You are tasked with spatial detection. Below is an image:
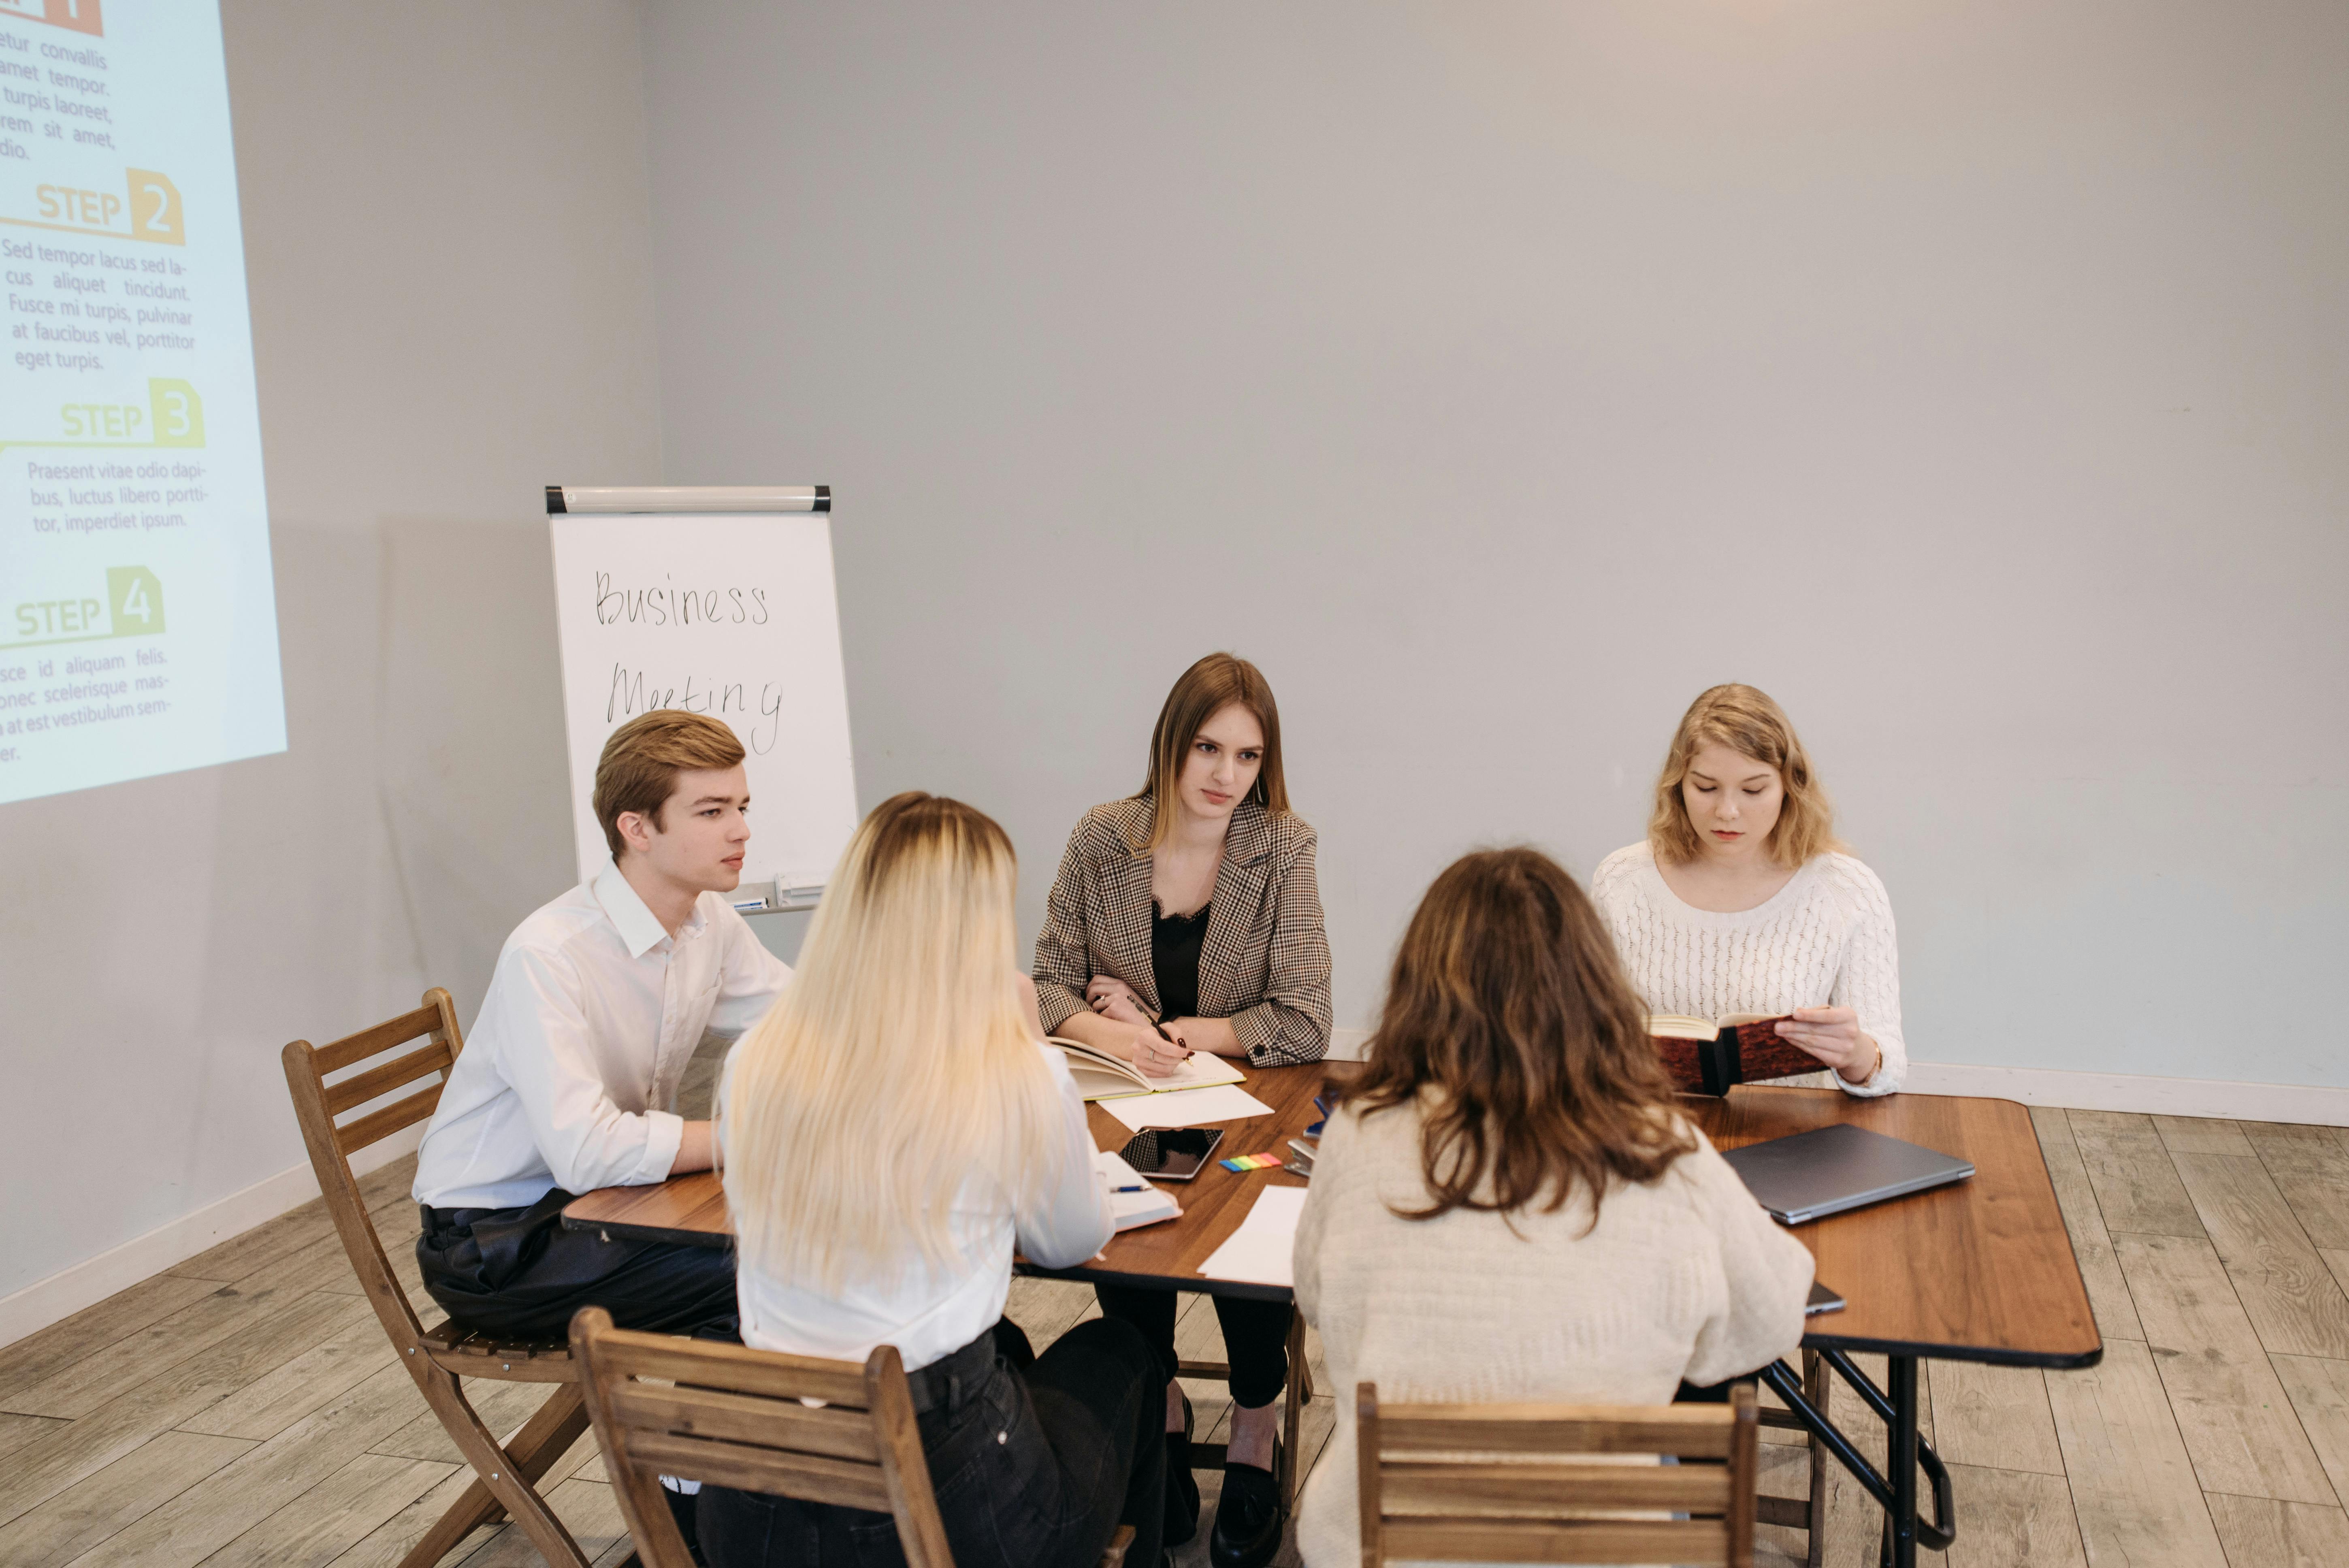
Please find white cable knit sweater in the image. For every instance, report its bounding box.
[1292,1098,1815,1568]
[1589,841,1906,1097]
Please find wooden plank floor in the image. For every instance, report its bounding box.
[5,1099,2347,1566]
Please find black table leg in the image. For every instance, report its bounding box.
[1886,1355,1918,1568]
[1765,1353,1954,1566]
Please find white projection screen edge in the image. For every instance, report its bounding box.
[0,0,283,807]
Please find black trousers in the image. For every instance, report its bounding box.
[1094,1284,1292,1410]
[415,1187,741,1342]
[701,1317,1164,1568]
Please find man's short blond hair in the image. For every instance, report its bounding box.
[593,710,746,858]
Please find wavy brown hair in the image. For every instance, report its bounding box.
[1337,848,1695,1223]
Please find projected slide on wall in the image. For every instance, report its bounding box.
[0,0,281,806]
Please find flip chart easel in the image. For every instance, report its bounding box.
[545,484,856,914]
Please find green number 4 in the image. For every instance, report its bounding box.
[108,567,165,636]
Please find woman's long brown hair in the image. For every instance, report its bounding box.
[1131,652,1290,850]
[1337,848,1694,1223]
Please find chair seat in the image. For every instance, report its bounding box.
[420,1317,577,1379]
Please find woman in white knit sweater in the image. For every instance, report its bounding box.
[1292,848,1814,1568]
[1592,682,1906,1097]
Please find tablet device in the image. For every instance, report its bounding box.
[1721,1123,1974,1225]
[1119,1127,1225,1182]
[1806,1280,1846,1316]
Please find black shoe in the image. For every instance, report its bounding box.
[1207,1440,1282,1568]
[1164,1390,1200,1547]
[663,1484,709,1567]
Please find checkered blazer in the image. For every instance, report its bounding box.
[1033,795,1334,1067]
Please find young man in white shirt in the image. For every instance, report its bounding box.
[411,709,791,1343]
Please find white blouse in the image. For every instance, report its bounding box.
[1589,841,1907,1097]
[729,1043,1113,1372]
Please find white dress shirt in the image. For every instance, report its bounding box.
[413,862,793,1211]
[733,1043,1113,1371]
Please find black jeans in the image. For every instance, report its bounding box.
[701,1317,1164,1568]
[415,1187,741,1341]
[1095,1285,1291,1410]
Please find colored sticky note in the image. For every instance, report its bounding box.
[1218,1153,1285,1172]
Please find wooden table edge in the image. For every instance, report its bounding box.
[1801,1329,2103,1369]
[561,1073,2106,1368]
[1013,1259,1292,1303]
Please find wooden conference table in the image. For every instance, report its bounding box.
[564,1063,2100,1568]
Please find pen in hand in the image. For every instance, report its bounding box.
[1147,1016,1192,1073]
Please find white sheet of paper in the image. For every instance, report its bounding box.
[1100,1083,1275,1131]
[1197,1185,1311,1288]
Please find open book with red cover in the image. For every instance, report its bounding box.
[1650,1014,1817,1096]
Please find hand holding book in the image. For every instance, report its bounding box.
[1650,1008,1880,1094]
[1649,1013,1813,1096]
[1775,1006,1881,1084]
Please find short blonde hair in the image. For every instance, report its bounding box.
[1132,652,1291,850]
[1648,684,1842,869]
[592,710,746,858]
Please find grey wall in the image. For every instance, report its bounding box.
[640,2,2349,1086]
[0,0,661,1300]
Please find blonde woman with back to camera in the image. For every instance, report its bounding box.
[1291,847,1814,1566]
[1592,682,1905,1095]
[702,793,1164,1568]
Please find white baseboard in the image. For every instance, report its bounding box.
[0,1125,424,1351]
[1328,1030,2344,1125]
[1900,1061,2349,1125]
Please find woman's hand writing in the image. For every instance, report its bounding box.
[1125,1020,1191,1078]
[1777,1007,1881,1084]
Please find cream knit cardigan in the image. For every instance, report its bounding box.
[1292,1097,1814,1568]
[1590,841,1907,1097]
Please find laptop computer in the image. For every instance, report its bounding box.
[1720,1123,1974,1225]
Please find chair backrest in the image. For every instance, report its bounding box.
[571,1307,956,1568]
[1355,1381,1757,1568]
[280,988,466,1350]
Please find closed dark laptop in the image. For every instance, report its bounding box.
[1720,1123,1974,1225]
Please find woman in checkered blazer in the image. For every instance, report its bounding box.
[1034,651,1333,1568]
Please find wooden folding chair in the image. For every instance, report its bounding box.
[571,1307,1136,1568]
[1354,1381,1759,1567]
[283,988,601,1568]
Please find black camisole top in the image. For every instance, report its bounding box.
[1151,901,1210,1021]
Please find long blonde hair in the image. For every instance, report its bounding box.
[722,792,1066,1289]
[1648,684,1844,869]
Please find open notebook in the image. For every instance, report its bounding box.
[1051,1037,1246,1102]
